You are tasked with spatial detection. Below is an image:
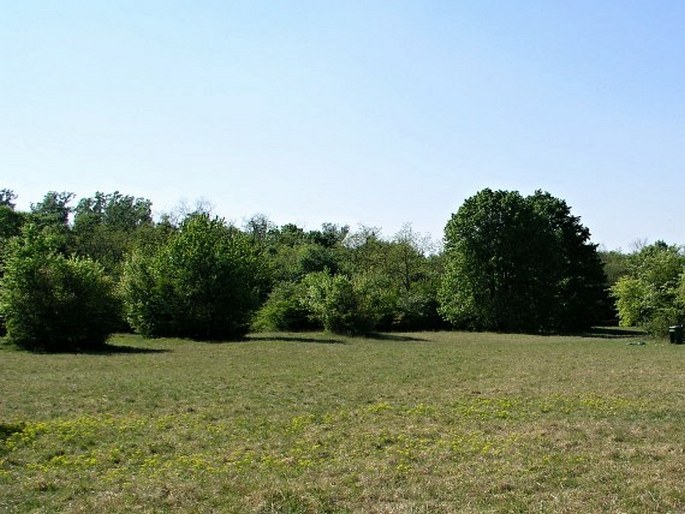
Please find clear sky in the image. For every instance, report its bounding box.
[2,1,684,250]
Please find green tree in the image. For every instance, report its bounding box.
[251,280,318,332]
[30,191,74,227]
[0,189,26,252]
[0,224,120,350]
[0,190,27,334]
[439,189,607,332]
[243,213,277,245]
[308,222,349,248]
[121,213,266,340]
[339,224,444,330]
[28,191,75,253]
[611,242,685,336]
[600,249,631,288]
[74,191,152,232]
[439,190,543,331]
[599,248,632,323]
[72,191,154,276]
[0,206,25,242]
[0,188,17,209]
[384,224,444,330]
[250,221,351,331]
[301,271,376,335]
[528,191,609,330]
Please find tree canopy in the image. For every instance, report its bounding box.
[0,186,634,346]
[611,242,685,336]
[0,224,120,350]
[439,189,607,332]
[121,213,267,340]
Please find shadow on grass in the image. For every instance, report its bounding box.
[248,333,428,344]
[579,327,648,339]
[365,332,427,342]
[11,344,171,355]
[248,335,345,345]
[83,344,171,355]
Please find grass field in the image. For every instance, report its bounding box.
[1,330,684,513]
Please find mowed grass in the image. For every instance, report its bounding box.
[1,330,684,513]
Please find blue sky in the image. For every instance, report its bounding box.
[2,1,684,250]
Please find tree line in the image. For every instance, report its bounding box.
[0,186,677,351]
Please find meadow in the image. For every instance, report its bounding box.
[1,330,684,513]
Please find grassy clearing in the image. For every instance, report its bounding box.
[1,330,684,513]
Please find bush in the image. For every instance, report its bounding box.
[301,272,376,335]
[391,291,445,331]
[611,242,685,336]
[251,280,318,332]
[0,225,120,351]
[121,214,266,340]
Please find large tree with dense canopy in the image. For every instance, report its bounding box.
[439,189,607,332]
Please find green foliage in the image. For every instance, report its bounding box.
[26,191,75,254]
[341,224,444,331]
[0,189,24,246]
[611,242,685,336]
[243,213,277,244]
[301,272,376,335]
[392,289,445,331]
[309,222,350,248]
[439,189,608,332]
[256,222,347,286]
[529,191,609,330]
[599,249,632,324]
[74,191,152,232]
[72,192,155,277]
[0,186,622,340]
[30,191,74,228]
[269,243,342,284]
[249,219,443,333]
[600,250,631,288]
[121,213,266,340]
[350,271,398,330]
[612,277,648,328]
[0,195,28,335]
[0,206,25,241]
[0,188,17,208]
[252,280,318,332]
[0,204,27,287]
[0,225,120,351]
[439,190,541,331]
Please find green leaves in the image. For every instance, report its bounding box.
[439,189,607,332]
[121,214,266,341]
[300,271,387,336]
[0,224,119,350]
[611,242,685,336]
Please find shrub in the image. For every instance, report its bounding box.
[611,242,685,336]
[391,291,445,331]
[301,272,376,335]
[251,280,318,332]
[121,214,266,340]
[0,225,120,351]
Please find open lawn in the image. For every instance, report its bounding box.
[1,330,684,513]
